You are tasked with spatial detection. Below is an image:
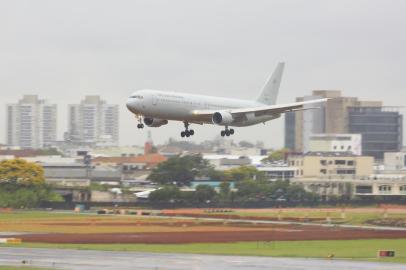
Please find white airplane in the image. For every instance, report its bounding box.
[126,63,328,138]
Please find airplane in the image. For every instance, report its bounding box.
[126,62,328,138]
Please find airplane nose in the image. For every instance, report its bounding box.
[126,98,135,112]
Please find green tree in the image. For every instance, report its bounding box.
[148,186,182,203]
[0,159,62,208]
[0,184,63,208]
[194,185,216,203]
[263,148,289,162]
[37,148,63,156]
[233,179,320,203]
[147,154,213,186]
[223,166,266,182]
[235,180,270,201]
[238,140,255,148]
[219,181,231,196]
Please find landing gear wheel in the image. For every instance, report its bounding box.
[136,115,144,129]
[221,127,234,137]
[181,122,194,138]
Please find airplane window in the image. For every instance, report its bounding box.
[130,95,143,99]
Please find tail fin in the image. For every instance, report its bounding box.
[256,62,285,105]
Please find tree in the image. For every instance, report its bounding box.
[147,154,213,186]
[148,186,182,203]
[0,159,62,208]
[0,184,63,208]
[194,185,216,203]
[223,166,266,182]
[235,179,270,201]
[233,179,320,204]
[238,140,255,148]
[219,181,231,196]
[37,148,63,156]
[0,159,44,185]
[263,148,289,163]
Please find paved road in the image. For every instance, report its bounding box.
[0,247,404,270]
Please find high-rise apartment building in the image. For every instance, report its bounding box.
[285,90,403,160]
[348,107,403,159]
[7,95,57,148]
[67,96,119,146]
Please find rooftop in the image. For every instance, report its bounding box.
[92,153,167,166]
[291,151,358,157]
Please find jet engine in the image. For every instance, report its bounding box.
[212,111,234,125]
[144,117,168,127]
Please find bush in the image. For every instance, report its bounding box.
[0,183,63,208]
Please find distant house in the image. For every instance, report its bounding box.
[0,149,45,158]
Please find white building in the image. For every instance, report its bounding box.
[7,95,57,149]
[293,174,406,198]
[67,96,119,146]
[308,134,362,155]
[203,155,266,170]
[384,150,406,171]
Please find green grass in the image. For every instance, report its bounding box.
[4,239,406,264]
[217,210,406,226]
[2,209,405,227]
[0,211,87,221]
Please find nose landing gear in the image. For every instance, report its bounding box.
[220,126,234,137]
[181,122,195,138]
[136,115,144,129]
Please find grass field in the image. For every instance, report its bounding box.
[169,207,406,225]
[2,210,406,264]
[1,209,406,235]
[0,211,206,234]
[3,239,406,264]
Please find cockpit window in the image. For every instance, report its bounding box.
[130,95,144,99]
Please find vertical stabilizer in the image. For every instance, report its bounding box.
[256,62,285,105]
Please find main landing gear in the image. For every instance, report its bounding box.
[136,115,144,129]
[181,122,194,138]
[221,126,234,137]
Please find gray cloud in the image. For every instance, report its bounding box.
[0,0,405,147]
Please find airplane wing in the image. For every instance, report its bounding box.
[191,98,329,122]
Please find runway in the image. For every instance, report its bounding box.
[0,247,404,270]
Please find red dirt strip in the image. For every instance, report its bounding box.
[7,226,406,244]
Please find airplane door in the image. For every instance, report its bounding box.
[152,95,157,105]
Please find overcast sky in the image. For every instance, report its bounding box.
[1,0,405,148]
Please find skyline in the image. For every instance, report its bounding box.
[1,0,405,147]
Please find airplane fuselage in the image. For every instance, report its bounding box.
[126,89,280,127]
[125,63,326,138]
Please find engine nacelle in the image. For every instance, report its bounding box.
[212,111,234,125]
[144,117,168,127]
